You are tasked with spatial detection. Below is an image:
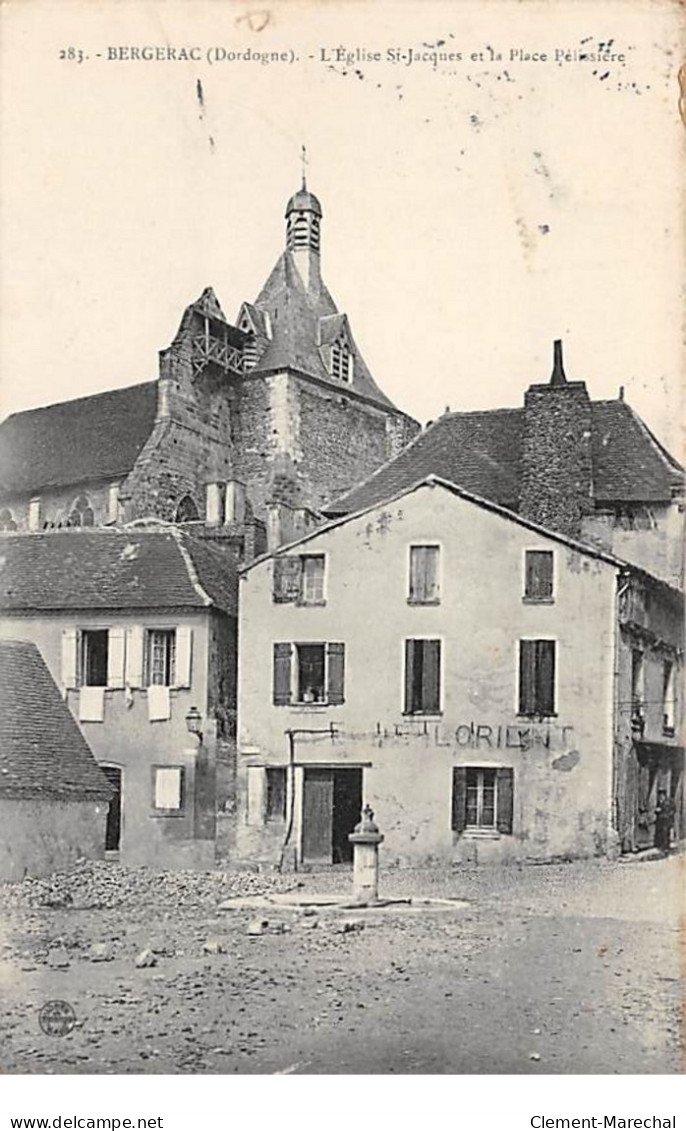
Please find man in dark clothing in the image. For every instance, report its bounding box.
[654,789,675,853]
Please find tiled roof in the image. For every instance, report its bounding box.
[0,639,113,800]
[0,382,159,496]
[325,400,682,515]
[0,528,237,615]
[248,251,398,410]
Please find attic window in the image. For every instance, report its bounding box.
[331,338,353,384]
[175,495,200,523]
[0,507,17,531]
[68,495,94,527]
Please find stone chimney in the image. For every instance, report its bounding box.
[519,340,594,539]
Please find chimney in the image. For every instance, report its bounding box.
[519,340,594,539]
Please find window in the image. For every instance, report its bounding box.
[0,507,17,531]
[68,495,94,527]
[273,642,345,706]
[81,630,109,687]
[452,767,514,834]
[296,643,326,703]
[266,768,287,821]
[519,639,556,716]
[175,495,200,523]
[330,338,353,383]
[145,629,176,687]
[631,649,645,722]
[524,550,554,601]
[273,555,326,604]
[152,767,184,812]
[409,546,440,604]
[404,639,441,715]
[663,661,676,734]
[300,555,325,605]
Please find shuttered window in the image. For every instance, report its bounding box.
[409,546,440,604]
[272,642,345,705]
[152,766,184,812]
[524,551,554,601]
[81,630,109,687]
[519,639,556,716]
[273,643,292,705]
[145,629,176,687]
[452,767,514,834]
[273,555,326,604]
[404,639,441,714]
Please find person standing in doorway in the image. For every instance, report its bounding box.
[654,789,675,854]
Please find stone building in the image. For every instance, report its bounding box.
[235,477,683,867]
[0,639,113,880]
[0,182,418,559]
[0,527,237,868]
[326,341,684,589]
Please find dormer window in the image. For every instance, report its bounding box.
[68,495,94,527]
[331,338,353,383]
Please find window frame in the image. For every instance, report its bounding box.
[662,659,676,736]
[298,553,327,607]
[80,628,110,688]
[151,765,186,815]
[403,636,443,717]
[144,627,177,688]
[294,641,328,705]
[522,548,555,604]
[407,543,442,606]
[516,636,558,718]
[465,767,499,830]
[452,765,514,836]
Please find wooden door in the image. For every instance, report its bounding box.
[102,766,122,851]
[302,769,334,863]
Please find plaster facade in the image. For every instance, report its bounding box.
[236,482,624,867]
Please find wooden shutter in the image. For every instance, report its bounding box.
[273,557,302,603]
[61,628,79,690]
[526,551,553,599]
[107,627,126,689]
[452,767,467,833]
[537,640,556,715]
[422,640,441,713]
[327,642,345,705]
[125,626,144,688]
[496,767,514,833]
[519,640,536,715]
[404,639,415,713]
[175,626,193,687]
[273,643,292,705]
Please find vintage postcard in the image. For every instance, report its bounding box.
[0,0,683,1118]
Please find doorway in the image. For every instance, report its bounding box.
[102,766,122,851]
[302,767,363,865]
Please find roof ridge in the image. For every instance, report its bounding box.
[172,529,213,607]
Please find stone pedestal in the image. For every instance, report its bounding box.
[348,805,384,905]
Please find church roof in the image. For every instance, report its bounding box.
[0,527,238,615]
[0,381,159,496]
[249,250,397,409]
[325,399,683,515]
[0,639,113,801]
[285,187,322,217]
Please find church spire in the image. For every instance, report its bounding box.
[285,156,323,289]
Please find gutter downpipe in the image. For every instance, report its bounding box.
[612,570,633,852]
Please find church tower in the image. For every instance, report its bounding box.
[285,178,322,292]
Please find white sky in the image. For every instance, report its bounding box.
[0,0,683,457]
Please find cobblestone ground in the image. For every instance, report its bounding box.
[0,854,682,1074]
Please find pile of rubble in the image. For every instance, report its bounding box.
[0,859,299,911]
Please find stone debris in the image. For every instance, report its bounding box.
[202,937,227,955]
[47,945,70,969]
[134,949,157,968]
[87,941,115,963]
[0,859,298,913]
[247,919,268,936]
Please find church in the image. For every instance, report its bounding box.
[0,181,419,559]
